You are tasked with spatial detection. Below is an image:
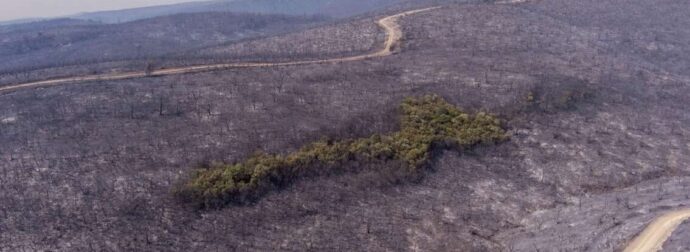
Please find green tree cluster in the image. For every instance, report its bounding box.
[176,95,507,207]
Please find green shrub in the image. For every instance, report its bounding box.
[176,95,507,207]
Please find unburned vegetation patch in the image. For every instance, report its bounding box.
[175,95,507,208]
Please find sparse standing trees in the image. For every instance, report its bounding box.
[159,96,165,116]
[145,62,155,77]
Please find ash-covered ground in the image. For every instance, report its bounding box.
[0,0,689,251]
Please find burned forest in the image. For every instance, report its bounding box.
[1,0,690,251]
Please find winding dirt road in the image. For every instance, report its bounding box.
[623,209,690,252]
[0,7,439,94]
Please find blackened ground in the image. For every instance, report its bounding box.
[0,0,689,251]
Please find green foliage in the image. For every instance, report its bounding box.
[176,95,507,207]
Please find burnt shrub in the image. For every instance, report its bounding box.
[526,76,596,113]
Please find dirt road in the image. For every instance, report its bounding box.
[0,7,439,94]
[623,209,690,252]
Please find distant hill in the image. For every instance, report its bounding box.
[0,18,43,26]
[0,0,404,73]
[71,0,400,23]
[0,0,400,27]
[0,18,99,33]
[0,12,329,74]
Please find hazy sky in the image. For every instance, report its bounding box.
[0,0,209,22]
